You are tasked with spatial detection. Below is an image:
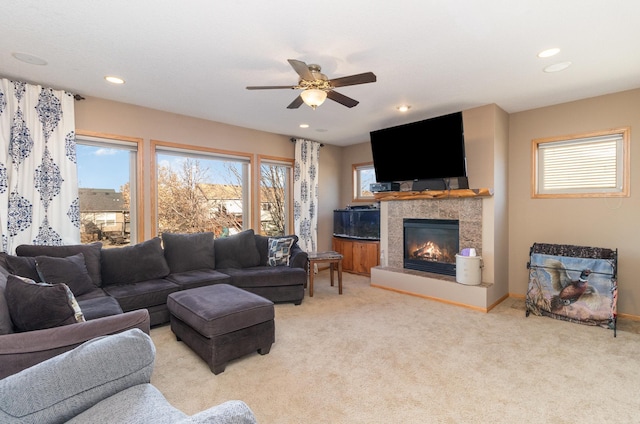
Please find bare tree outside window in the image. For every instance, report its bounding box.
[260,164,287,236]
[155,152,248,237]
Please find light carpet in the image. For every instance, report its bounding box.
[150,270,640,423]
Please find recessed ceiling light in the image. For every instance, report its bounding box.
[104,76,125,84]
[543,61,572,73]
[397,105,411,112]
[299,124,309,128]
[538,48,560,58]
[12,52,47,65]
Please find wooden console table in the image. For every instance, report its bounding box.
[307,251,343,297]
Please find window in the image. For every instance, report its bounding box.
[76,132,141,246]
[532,128,630,198]
[259,156,293,236]
[353,162,377,202]
[152,142,252,237]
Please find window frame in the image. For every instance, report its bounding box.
[75,130,143,244]
[151,140,254,237]
[258,155,294,236]
[531,127,630,199]
[352,162,376,202]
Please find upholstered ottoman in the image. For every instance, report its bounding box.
[167,284,275,374]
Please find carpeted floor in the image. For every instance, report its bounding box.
[150,270,640,423]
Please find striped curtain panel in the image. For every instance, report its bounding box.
[0,79,79,254]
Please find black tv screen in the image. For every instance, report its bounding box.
[370,111,467,183]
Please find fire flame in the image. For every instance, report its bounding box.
[411,241,442,262]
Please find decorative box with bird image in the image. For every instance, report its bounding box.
[526,243,617,335]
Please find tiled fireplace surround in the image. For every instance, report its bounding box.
[371,196,492,311]
[386,198,483,268]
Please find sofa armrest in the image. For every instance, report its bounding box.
[0,309,150,379]
[0,329,155,424]
[180,400,257,424]
[288,244,308,271]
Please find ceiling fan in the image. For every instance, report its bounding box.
[246,59,377,110]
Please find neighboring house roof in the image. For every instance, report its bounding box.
[197,183,241,200]
[79,188,126,212]
[197,183,281,202]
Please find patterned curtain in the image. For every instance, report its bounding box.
[0,79,79,254]
[293,138,321,254]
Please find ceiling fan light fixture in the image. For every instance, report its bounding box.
[300,89,327,110]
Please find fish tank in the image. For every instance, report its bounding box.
[333,208,380,240]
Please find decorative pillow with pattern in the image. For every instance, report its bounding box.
[267,237,296,266]
[5,275,85,332]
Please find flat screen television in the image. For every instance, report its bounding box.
[370,111,467,185]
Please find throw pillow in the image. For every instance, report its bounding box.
[4,255,40,281]
[5,275,85,332]
[100,237,170,285]
[35,253,95,297]
[267,237,296,266]
[162,232,215,273]
[255,234,299,266]
[16,242,103,287]
[214,229,261,269]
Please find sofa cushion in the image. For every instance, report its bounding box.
[219,266,307,288]
[5,275,85,332]
[102,278,180,312]
[101,237,170,285]
[214,229,261,269]
[164,269,231,290]
[77,296,124,320]
[16,242,103,287]
[4,255,40,281]
[267,236,296,266]
[0,267,13,335]
[162,232,215,273]
[35,253,95,297]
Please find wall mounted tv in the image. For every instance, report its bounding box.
[370,111,467,187]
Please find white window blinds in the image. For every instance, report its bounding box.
[535,130,627,197]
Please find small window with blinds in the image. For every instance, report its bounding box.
[532,127,630,198]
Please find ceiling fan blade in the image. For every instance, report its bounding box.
[287,95,304,109]
[288,59,315,81]
[329,72,377,88]
[327,90,359,108]
[246,85,296,90]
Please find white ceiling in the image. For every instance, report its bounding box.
[2,1,639,147]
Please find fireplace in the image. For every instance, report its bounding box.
[403,218,459,276]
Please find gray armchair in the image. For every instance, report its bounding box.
[0,328,257,424]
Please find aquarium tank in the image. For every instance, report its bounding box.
[333,208,380,240]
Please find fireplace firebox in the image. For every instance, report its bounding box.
[403,218,459,276]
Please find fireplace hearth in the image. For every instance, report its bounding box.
[403,218,459,276]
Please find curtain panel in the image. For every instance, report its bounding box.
[293,138,321,254]
[0,79,79,254]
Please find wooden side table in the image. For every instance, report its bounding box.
[307,251,343,297]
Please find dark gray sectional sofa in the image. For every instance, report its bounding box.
[0,229,307,378]
[2,229,307,327]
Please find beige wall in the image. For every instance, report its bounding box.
[509,88,640,317]
[74,96,341,251]
[339,142,375,208]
